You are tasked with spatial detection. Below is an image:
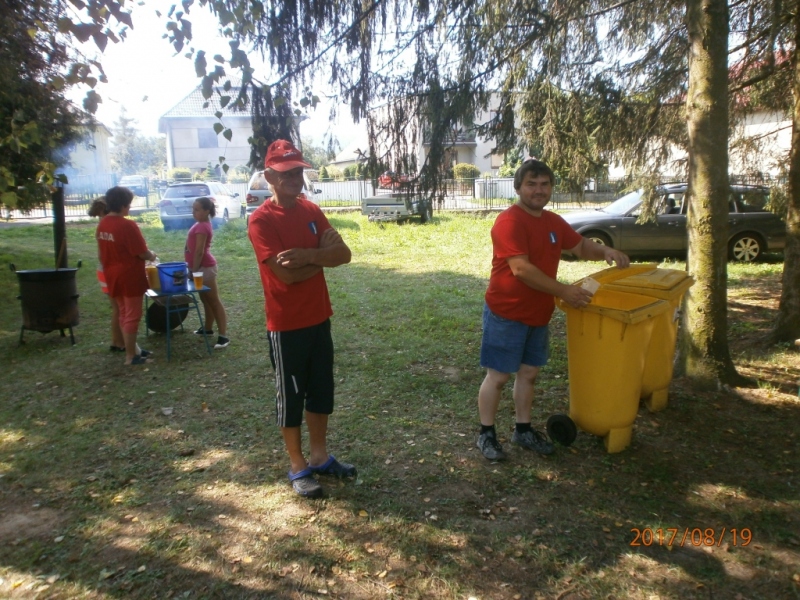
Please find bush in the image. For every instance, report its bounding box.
[327,166,344,181]
[452,163,481,179]
[227,166,250,184]
[168,167,192,182]
[318,166,329,180]
[768,182,789,218]
[202,162,217,181]
[498,149,523,177]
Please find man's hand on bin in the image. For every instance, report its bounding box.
[603,247,630,268]
[559,284,594,309]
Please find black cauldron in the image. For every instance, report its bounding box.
[12,263,80,345]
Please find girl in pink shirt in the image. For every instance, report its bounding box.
[184,197,229,348]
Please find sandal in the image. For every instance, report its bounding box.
[109,346,125,352]
[288,468,323,498]
[128,355,150,366]
[138,349,153,359]
[309,455,357,479]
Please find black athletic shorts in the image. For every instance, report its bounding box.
[267,319,334,427]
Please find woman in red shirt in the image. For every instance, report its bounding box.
[96,186,157,365]
[88,197,125,352]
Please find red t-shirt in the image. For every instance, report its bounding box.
[248,196,333,332]
[184,220,217,269]
[96,215,149,297]
[485,205,583,326]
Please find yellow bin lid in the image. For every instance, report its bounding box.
[577,265,694,300]
[607,269,694,300]
[557,289,671,325]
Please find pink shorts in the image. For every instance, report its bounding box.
[200,264,218,282]
[117,296,144,334]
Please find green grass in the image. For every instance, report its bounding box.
[0,213,797,599]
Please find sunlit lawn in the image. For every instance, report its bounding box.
[0,212,797,599]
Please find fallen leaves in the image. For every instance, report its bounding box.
[278,563,300,577]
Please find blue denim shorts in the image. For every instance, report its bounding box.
[480,304,550,373]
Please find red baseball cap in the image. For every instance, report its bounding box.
[264,140,311,172]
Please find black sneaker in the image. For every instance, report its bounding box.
[288,469,323,498]
[214,335,230,349]
[512,428,555,455]
[477,430,507,461]
[194,328,213,336]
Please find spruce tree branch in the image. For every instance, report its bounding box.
[730,60,790,92]
[740,123,791,142]
[267,0,385,88]
[574,0,643,23]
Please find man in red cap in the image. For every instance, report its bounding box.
[248,139,356,498]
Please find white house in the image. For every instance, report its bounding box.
[333,91,791,181]
[730,109,791,178]
[63,123,112,177]
[158,86,253,174]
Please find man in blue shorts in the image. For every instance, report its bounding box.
[477,159,630,461]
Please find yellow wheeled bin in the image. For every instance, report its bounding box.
[577,265,694,412]
[556,289,670,453]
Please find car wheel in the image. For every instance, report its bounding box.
[222,209,229,223]
[585,231,612,247]
[729,233,762,262]
[240,205,246,218]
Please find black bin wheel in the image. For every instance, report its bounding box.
[547,413,578,446]
[147,302,190,333]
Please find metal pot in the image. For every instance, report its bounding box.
[11,262,81,345]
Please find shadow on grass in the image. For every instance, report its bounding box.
[0,232,797,598]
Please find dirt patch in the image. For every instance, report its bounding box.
[0,505,63,543]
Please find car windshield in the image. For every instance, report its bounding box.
[163,184,210,198]
[602,190,644,215]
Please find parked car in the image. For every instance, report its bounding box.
[378,171,411,189]
[158,181,242,231]
[245,170,321,223]
[562,183,785,262]
[119,175,148,197]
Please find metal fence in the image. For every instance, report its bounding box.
[3,174,162,221]
[310,177,626,211]
[3,174,788,222]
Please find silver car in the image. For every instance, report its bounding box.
[562,183,786,261]
[245,170,321,223]
[118,175,148,197]
[159,181,242,231]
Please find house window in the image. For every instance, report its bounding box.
[490,153,504,168]
[198,128,218,148]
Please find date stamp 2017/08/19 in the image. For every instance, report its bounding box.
[630,528,752,547]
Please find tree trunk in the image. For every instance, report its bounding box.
[679,0,749,387]
[769,7,800,343]
[52,186,68,269]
